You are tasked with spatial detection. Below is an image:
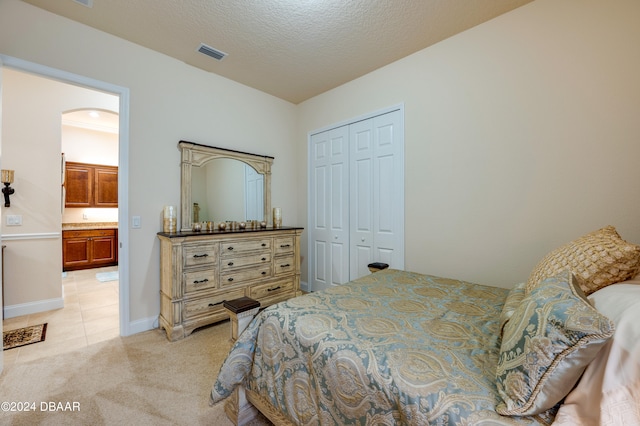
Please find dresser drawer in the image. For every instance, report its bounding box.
[183,289,245,320]
[274,255,295,276]
[274,237,295,255]
[183,243,218,268]
[249,279,294,301]
[221,239,271,256]
[221,253,271,271]
[183,269,217,294]
[220,265,271,287]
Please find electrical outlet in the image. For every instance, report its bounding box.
[6,215,22,226]
[83,213,88,220]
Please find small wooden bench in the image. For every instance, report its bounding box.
[223,297,261,342]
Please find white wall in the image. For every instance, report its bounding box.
[0,0,298,325]
[297,0,640,288]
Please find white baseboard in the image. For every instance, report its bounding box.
[125,315,158,336]
[3,297,65,319]
[300,280,310,293]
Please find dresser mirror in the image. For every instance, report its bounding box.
[178,141,273,232]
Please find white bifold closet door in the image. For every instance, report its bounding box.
[310,108,404,291]
[310,125,351,289]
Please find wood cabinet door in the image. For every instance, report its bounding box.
[91,235,117,264]
[94,166,118,207]
[65,163,93,207]
[62,237,91,270]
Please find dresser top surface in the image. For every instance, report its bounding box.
[157,226,303,239]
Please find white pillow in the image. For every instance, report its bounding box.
[552,281,640,425]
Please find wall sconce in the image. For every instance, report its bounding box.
[1,170,15,207]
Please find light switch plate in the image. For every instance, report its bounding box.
[132,216,141,229]
[6,215,22,226]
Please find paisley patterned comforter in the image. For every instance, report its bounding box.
[211,269,556,425]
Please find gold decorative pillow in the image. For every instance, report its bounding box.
[526,226,640,295]
[496,271,615,416]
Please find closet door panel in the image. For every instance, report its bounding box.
[310,126,349,290]
[371,110,404,270]
[350,121,375,279]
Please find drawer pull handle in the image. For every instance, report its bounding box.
[193,278,209,284]
[227,247,234,251]
[267,286,281,292]
[280,263,290,268]
[280,244,291,248]
[227,277,234,282]
[208,301,224,308]
[261,257,267,261]
[228,262,234,266]
[193,253,209,258]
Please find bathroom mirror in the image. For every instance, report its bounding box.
[178,141,273,232]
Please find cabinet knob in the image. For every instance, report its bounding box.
[261,243,266,247]
[261,271,266,275]
[261,257,266,261]
[227,277,234,282]
[227,246,234,251]
[228,262,234,266]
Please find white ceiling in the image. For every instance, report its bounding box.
[22,0,534,104]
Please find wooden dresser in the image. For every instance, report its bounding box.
[157,226,303,341]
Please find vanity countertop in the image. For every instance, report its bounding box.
[62,222,118,231]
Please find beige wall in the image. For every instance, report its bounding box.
[297,0,640,288]
[0,0,298,325]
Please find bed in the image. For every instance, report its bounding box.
[211,226,640,425]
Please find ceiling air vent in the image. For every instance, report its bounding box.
[72,0,93,7]
[197,43,227,61]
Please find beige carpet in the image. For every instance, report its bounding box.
[0,321,270,425]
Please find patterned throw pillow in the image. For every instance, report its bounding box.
[496,270,615,416]
[526,226,640,295]
[498,282,526,338]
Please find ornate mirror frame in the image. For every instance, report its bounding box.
[178,140,274,232]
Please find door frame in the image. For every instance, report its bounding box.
[306,103,404,292]
[0,54,131,337]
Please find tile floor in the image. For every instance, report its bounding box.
[2,266,119,367]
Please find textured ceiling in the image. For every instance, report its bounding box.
[22,0,534,104]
